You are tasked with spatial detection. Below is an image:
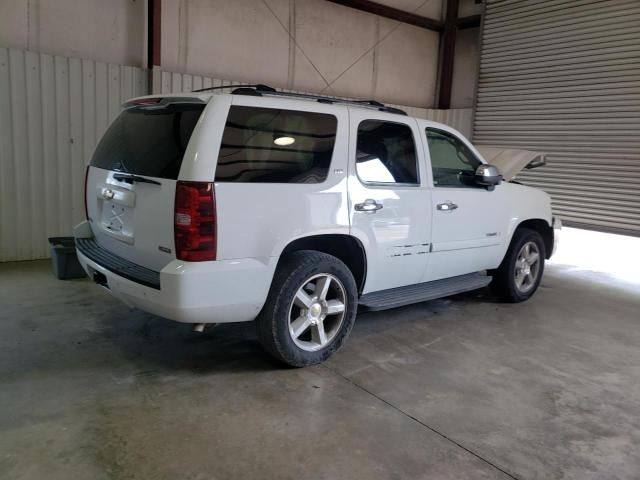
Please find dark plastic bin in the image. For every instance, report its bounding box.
[48,237,87,279]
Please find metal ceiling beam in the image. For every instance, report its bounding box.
[437,11,481,107]
[437,0,458,109]
[325,0,443,32]
[147,0,162,94]
[147,0,162,69]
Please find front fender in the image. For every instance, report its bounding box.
[493,183,555,264]
[503,183,553,240]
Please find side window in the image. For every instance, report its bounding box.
[215,106,337,183]
[426,129,482,187]
[356,120,419,185]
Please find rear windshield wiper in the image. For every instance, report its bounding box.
[113,173,162,185]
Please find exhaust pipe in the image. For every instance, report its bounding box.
[193,323,206,333]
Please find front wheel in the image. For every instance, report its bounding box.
[256,251,358,367]
[491,228,545,303]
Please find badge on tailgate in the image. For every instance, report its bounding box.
[97,186,136,207]
[97,185,136,244]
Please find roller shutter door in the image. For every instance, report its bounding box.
[473,0,640,236]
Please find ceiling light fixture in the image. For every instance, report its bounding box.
[273,136,295,146]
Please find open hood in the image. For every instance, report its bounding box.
[475,145,546,181]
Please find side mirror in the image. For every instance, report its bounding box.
[475,164,502,189]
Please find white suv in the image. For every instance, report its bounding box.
[75,85,561,367]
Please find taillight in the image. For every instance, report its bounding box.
[174,181,216,261]
[84,165,90,220]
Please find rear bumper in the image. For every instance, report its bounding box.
[76,248,277,324]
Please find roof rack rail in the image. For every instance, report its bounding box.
[193,83,406,115]
[191,83,406,115]
[191,83,275,93]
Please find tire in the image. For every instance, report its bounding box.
[491,228,546,303]
[256,250,358,367]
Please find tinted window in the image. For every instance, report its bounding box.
[215,106,337,183]
[356,120,418,185]
[91,102,204,179]
[426,129,481,187]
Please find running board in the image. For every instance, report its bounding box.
[359,273,492,311]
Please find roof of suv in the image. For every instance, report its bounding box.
[125,88,472,149]
[122,88,547,180]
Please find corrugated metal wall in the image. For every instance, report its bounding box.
[0,47,147,262]
[152,69,475,138]
[474,0,640,236]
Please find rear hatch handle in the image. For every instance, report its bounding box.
[113,173,162,185]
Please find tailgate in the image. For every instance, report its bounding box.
[86,98,205,272]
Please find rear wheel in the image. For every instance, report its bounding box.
[491,228,545,303]
[257,251,357,367]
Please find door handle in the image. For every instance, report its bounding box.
[437,201,458,212]
[355,199,383,213]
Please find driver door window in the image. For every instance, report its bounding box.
[426,129,481,187]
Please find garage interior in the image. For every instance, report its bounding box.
[1,0,639,479]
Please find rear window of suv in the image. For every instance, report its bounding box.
[91,100,205,180]
[215,106,337,183]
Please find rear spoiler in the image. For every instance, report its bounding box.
[122,96,205,109]
[474,145,546,181]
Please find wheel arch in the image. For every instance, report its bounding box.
[515,218,554,259]
[279,234,367,293]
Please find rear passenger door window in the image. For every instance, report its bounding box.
[356,120,419,185]
[216,106,337,183]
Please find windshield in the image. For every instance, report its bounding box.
[91,102,205,180]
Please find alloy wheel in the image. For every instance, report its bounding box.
[287,273,347,352]
[514,241,541,293]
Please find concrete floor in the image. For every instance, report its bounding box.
[1,258,640,480]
